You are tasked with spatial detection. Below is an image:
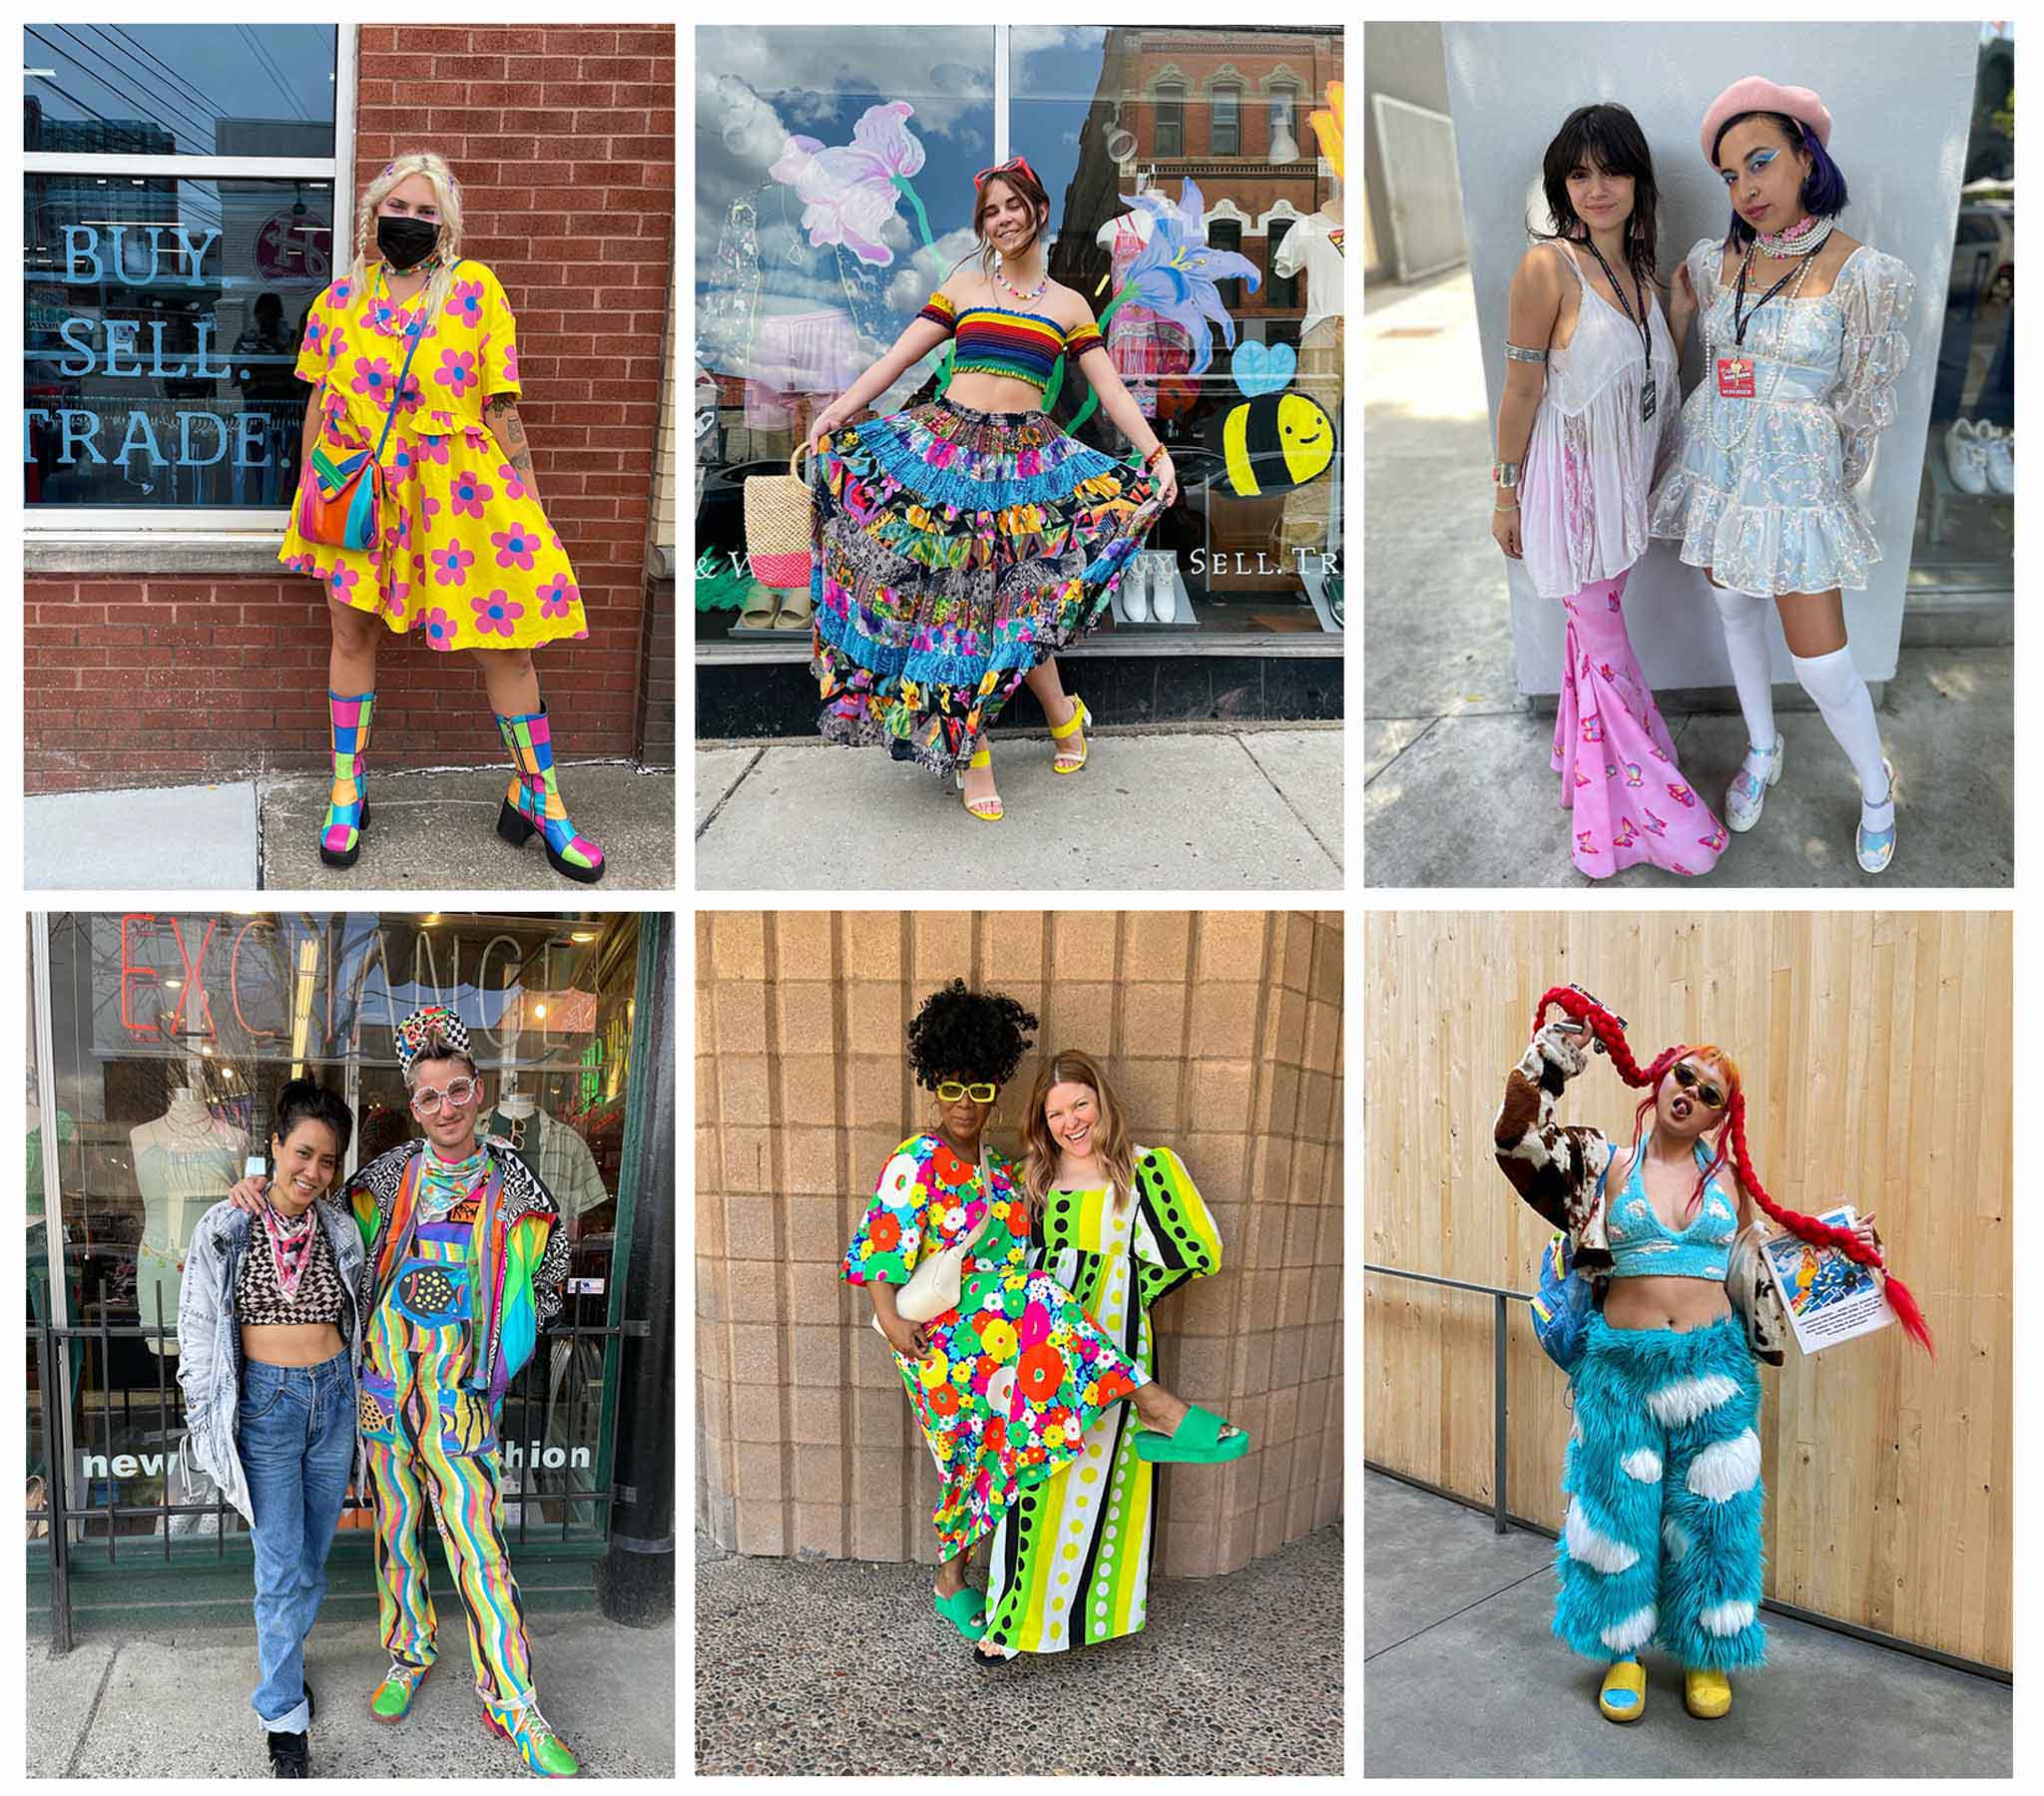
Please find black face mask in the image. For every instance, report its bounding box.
[376,214,440,272]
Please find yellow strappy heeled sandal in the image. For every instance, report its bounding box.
[1049,695,1091,774]
[956,747,1003,822]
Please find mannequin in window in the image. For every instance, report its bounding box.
[1273,179,1346,558]
[131,1078,250,1353]
[487,1075,608,1237]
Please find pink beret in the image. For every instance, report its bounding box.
[1699,76,1831,168]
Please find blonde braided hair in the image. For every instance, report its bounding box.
[349,151,467,327]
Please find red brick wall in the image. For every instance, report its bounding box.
[24,23,676,794]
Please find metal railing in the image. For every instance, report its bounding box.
[27,1293,638,1654]
[1361,1261,2012,1684]
[1363,1262,1534,1536]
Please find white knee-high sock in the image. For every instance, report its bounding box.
[1790,646,1889,805]
[1710,586,1777,751]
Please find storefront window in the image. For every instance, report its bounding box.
[27,911,644,1564]
[22,23,343,523]
[694,24,1347,644]
[1013,26,1346,630]
[1911,22,2012,595]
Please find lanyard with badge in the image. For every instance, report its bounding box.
[1717,245,1818,399]
[1579,237,1656,423]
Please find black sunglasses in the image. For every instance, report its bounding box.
[1671,1061,1727,1111]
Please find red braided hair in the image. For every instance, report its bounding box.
[1533,985,1934,1356]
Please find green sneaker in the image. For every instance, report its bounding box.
[485,1698,579,1778]
[368,1658,430,1724]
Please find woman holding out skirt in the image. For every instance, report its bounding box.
[804,158,1174,823]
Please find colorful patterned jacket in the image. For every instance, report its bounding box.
[343,1135,571,1405]
[1493,1021,1788,1367]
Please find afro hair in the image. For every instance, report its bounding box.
[905,978,1038,1092]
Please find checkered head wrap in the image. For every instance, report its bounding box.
[395,1004,471,1074]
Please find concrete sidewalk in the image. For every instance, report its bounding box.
[696,1523,1343,1775]
[1363,267,2014,888]
[27,765,677,891]
[28,1610,675,1779]
[1364,1470,2010,1775]
[697,725,1343,891]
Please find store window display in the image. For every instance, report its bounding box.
[27,911,648,1570]
[697,25,1346,650]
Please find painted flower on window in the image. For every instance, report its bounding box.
[770,100,926,266]
[1112,180,1262,376]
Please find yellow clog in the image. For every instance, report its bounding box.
[1599,1657,1647,1723]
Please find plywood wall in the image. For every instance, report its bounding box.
[1363,910,2012,1669]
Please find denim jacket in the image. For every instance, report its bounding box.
[176,1198,367,1524]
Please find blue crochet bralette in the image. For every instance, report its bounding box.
[1600,1140,1738,1280]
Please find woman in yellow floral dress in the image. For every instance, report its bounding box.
[279,150,604,883]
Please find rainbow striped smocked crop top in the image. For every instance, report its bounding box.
[918,290,1106,396]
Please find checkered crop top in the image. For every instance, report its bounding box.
[917,291,1106,396]
[236,1213,349,1327]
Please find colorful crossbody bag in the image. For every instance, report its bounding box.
[294,303,430,551]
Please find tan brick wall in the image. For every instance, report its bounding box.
[696,909,1344,1576]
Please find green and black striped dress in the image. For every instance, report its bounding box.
[979,1145,1222,1656]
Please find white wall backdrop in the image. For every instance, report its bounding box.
[1443,22,1975,697]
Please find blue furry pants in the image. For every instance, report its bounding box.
[1555,1311,1767,1672]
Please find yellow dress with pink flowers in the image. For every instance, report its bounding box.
[278,257,589,654]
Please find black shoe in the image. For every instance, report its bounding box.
[267,1729,309,1778]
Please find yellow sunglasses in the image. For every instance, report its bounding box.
[936,1081,997,1104]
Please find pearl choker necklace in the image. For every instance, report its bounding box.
[1754,215,1832,257]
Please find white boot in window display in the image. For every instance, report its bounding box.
[1148,551,1176,623]
[1982,423,2014,496]
[1944,417,1990,494]
[1121,551,1150,624]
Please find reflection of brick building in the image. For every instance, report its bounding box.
[1049,28,1344,347]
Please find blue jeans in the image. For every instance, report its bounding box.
[238,1349,356,1731]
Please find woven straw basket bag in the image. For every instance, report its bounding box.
[744,444,814,592]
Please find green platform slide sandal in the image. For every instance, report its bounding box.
[1134,1403,1251,1465]
[934,1584,988,1641]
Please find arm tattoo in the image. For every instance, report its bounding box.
[485,393,540,497]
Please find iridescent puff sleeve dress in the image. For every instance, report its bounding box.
[1649,239,1915,597]
[841,1133,1151,1563]
[978,1145,1221,1658]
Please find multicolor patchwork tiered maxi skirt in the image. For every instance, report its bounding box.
[809,398,1165,775]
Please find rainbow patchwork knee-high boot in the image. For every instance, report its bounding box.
[494,703,606,884]
[320,689,374,869]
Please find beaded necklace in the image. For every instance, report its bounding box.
[1707,247,1820,457]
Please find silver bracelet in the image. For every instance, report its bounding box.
[1504,343,1549,364]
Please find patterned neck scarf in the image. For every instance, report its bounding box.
[419,1143,489,1218]
[261,1199,318,1300]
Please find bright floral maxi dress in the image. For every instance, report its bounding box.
[278,257,590,653]
[841,1133,1150,1563]
[979,1145,1221,1658]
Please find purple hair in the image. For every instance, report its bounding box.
[1715,112,1849,248]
